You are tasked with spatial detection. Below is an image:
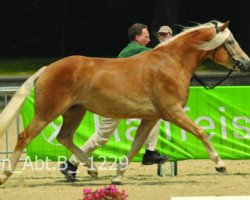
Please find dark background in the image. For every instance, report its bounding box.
[0,0,249,58]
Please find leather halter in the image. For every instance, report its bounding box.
[193,21,240,89]
[212,21,244,71]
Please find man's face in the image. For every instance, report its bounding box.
[158,32,172,41]
[135,28,150,46]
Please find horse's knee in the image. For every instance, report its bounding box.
[56,134,66,144]
[56,134,71,147]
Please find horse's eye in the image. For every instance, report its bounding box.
[227,40,234,45]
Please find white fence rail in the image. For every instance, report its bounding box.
[0,86,26,160]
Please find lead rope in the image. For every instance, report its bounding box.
[193,70,233,89]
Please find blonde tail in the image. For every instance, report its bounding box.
[0,66,46,137]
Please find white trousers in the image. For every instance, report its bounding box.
[69,117,160,166]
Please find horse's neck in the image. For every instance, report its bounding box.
[158,42,208,77]
[181,49,207,75]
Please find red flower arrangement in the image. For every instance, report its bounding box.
[80,185,127,200]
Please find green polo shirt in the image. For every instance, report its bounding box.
[117,41,152,58]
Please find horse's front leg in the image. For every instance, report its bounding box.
[112,119,158,184]
[165,107,226,173]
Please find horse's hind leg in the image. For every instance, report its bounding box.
[112,119,158,184]
[0,117,48,185]
[166,108,226,173]
[56,105,98,179]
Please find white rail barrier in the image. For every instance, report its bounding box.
[0,86,25,160]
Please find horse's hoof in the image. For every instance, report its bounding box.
[215,167,227,173]
[111,176,122,185]
[0,169,13,185]
[0,174,8,185]
[87,169,98,179]
[0,177,3,185]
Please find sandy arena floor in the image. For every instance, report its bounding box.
[0,160,250,200]
[0,118,250,200]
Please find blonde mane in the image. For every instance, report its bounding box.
[155,21,231,51]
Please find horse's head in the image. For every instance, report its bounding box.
[199,21,250,72]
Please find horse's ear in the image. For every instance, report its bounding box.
[220,21,230,31]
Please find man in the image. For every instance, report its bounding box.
[60,23,170,182]
[157,25,173,42]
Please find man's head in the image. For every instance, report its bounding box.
[157,26,173,42]
[128,23,150,46]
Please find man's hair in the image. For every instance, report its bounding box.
[128,23,148,41]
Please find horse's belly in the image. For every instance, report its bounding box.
[82,99,158,119]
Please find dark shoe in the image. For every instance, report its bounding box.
[142,150,169,165]
[59,160,78,182]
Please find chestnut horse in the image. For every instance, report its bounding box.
[0,21,250,185]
